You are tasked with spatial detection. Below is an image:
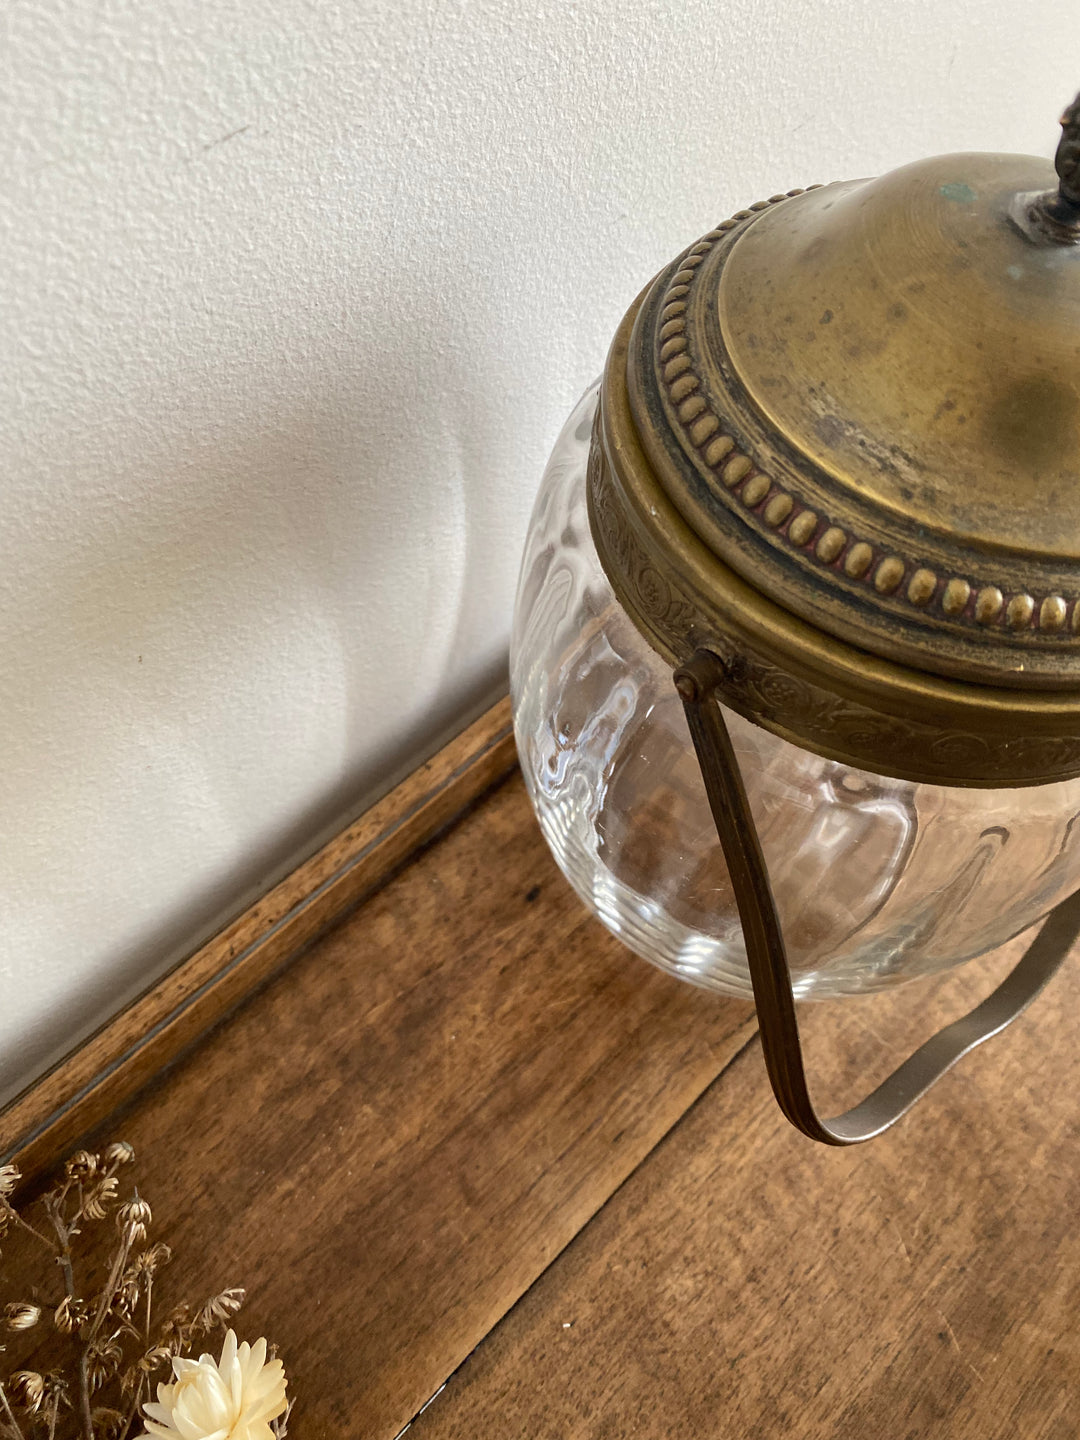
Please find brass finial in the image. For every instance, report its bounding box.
[1055,90,1080,206]
[1027,89,1080,243]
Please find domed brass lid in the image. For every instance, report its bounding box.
[589,93,1080,786]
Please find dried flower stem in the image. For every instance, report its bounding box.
[0,1381,26,1440]
[40,1195,92,1440]
[42,1198,77,1301]
[86,1231,135,1347]
[2,1206,54,1258]
[118,1281,152,1440]
[1,1144,252,1440]
[76,1358,93,1440]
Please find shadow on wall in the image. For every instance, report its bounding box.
[0,282,518,1105]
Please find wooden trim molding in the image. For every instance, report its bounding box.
[0,698,516,1179]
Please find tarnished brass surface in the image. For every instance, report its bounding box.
[628,155,1080,689]
[721,157,1080,557]
[588,96,1080,784]
[590,297,1080,786]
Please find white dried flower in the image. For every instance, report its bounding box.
[0,1164,20,1198]
[139,1331,287,1440]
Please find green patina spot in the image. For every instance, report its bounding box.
[940,182,976,204]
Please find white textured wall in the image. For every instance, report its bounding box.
[1,0,1077,1102]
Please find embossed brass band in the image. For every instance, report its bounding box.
[589,296,1080,786]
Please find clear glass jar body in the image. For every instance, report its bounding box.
[511,383,1080,999]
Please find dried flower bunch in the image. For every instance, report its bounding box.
[0,1146,288,1440]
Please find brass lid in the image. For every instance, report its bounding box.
[590,94,1080,786]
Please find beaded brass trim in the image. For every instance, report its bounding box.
[590,317,1080,787]
[650,196,1080,641]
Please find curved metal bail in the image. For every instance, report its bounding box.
[674,648,1080,1145]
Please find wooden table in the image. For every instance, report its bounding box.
[3,699,1079,1438]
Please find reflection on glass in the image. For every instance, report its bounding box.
[511,384,1080,999]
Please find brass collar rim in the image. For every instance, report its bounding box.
[590,294,1080,788]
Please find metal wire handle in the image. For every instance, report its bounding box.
[674,648,1080,1145]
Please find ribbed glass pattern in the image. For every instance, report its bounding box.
[511,384,1080,999]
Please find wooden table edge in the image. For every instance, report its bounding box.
[0,697,518,1179]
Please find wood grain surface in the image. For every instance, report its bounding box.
[59,771,754,1439]
[408,936,1080,1440]
[0,698,518,1182]
[7,699,1080,1439]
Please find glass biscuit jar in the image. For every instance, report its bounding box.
[510,94,1080,1141]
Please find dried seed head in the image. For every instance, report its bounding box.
[8,1371,44,1413]
[86,1338,123,1393]
[42,1374,70,1409]
[103,1141,135,1170]
[197,1287,245,1332]
[114,1272,141,1317]
[137,1345,173,1375]
[149,1240,171,1269]
[82,1175,119,1221]
[0,1164,20,1198]
[120,1195,151,1226]
[155,1302,194,1357]
[53,1295,90,1334]
[65,1149,99,1181]
[4,1302,41,1331]
[91,1407,126,1438]
[117,1194,152,1243]
[132,1242,172,1278]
